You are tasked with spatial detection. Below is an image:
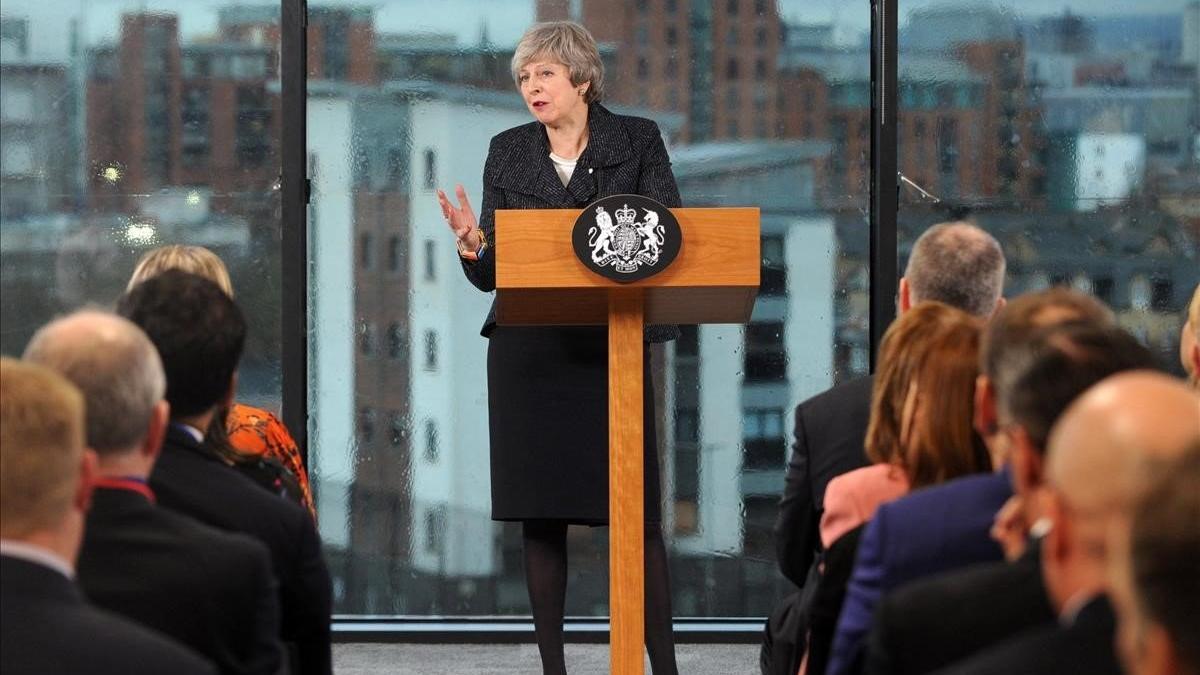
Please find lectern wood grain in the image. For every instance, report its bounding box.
[608,289,645,675]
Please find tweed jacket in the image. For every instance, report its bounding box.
[460,103,681,343]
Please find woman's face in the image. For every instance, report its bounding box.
[518,59,586,126]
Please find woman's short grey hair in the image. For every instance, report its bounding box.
[511,21,605,104]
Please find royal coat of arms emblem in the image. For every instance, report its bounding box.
[588,203,665,273]
[571,194,681,283]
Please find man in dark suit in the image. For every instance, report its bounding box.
[117,270,333,675]
[0,358,215,675]
[825,290,1123,675]
[24,310,284,675]
[775,221,1007,586]
[936,372,1200,675]
[858,333,1165,675]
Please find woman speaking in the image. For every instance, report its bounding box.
[437,21,681,675]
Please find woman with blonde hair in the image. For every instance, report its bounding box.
[437,20,680,674]
[128,245,315,518]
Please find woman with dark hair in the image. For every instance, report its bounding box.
[437,20,680,675]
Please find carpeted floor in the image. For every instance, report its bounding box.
[333,643,760,674]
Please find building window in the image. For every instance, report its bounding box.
[727,0,739,15]
[388,322,405,360]
[1150,279,1173,311]
[424,330,438,371]
[754,58,766,81]
[358,321,376,357]
[388,235,401,273]
[390,412,406,447]
[359,232,373,269]
[388,148,404,188]
[424,420,439,462]
[425,506,446,554]
[424,239,436,281]
[666,0,676,12]
[666,26,677,46]
[726,58,739,79]
[423,148,436,189]
[675,407,699,444]
[358,407,376,444]
[744,321,786,381]
[761,235,786,295]
[743,407,785,470]
[1093,277,1114,305]
[665,57,678,79]
[637,58,649,79]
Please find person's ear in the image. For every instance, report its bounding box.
[1190,340,1200,380]
[898,277,912,314]
[76,449,99,513]
[974,375,998,438]
[1009,426,1045,496]
[141,400,169,464]
[1042,492,1070,564]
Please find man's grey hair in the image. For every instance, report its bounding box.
[511,21,605,104]
[23,310,165,456]
[905,222,1006,317]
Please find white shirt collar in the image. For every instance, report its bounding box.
[0,539,75,579]
[173,422,204,444]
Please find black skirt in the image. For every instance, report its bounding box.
[486,325,662,524]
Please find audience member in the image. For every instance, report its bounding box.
[805,302,988,675]
[24,310,285,675]
[861,319,1155,675]
[1110,441,1200,675]
[827,289,1114,675]
[116,270,333,675]
[775,221,1005,585]
[939,372,1199,675]
[820,303,987,548]
[1182,283,1199,388]
[128,244,314,516]
[0,358,215,675]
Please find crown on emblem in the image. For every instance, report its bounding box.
[615,204,637,225]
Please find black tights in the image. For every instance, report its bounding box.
[523,520,679,675]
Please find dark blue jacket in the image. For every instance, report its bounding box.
[825,468,1013,675]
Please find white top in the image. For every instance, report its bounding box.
[549,152,577,186]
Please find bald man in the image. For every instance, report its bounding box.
[938,372,1200,675]
[25,311,284,675]
[1109,442,1200,675]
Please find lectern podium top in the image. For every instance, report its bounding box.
[495,206,760,326]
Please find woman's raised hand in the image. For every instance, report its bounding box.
[436,184,480,244]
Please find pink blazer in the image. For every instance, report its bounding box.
[820,464,911,548]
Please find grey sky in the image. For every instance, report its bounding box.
[2,0,1192,62]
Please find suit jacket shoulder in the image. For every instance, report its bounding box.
[865,545,1055,675]
[775,375,873,585]
[151,427,332,675]
[933,596,1119,675]
[1,556,216,675]
[78,487,282,675]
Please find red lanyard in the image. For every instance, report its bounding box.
[93,477,156,504]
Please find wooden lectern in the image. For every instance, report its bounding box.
[495,206,760,674]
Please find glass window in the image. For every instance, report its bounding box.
[424,420,439,462]
[304,0,869,620]
[898,0,1198,377]
[423,239,436,281]
[1,2,282,425]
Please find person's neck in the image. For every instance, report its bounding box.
[545,108,589,159]
[96,450,152,480]
[3,517,83,572]
[174,410,215,438]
